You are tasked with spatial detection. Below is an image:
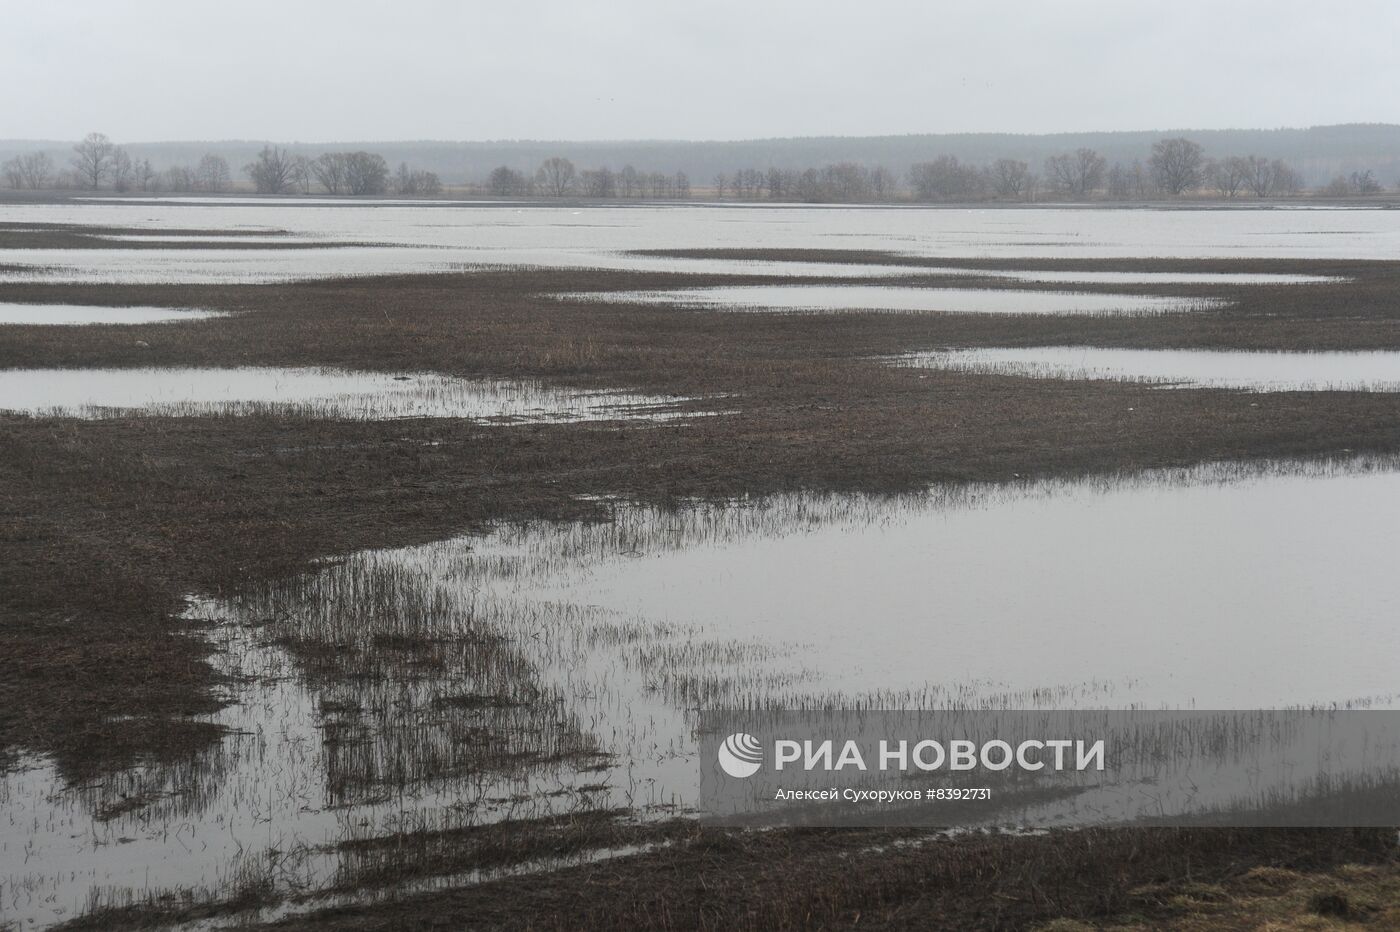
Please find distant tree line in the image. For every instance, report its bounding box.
[484,159,691,199]
[0,132,1382,202]
[0,132,442,198]
[707,138,1310,203]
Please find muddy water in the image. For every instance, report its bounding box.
[590,285,1221,315]
[0,367,705,422]
[893,346,1400,391]
[5,457,1398,926]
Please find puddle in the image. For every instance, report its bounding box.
[0,303,222,326]
[893,346,1400,392]
[0,367,703,422]
[587,285,1222,315]
[968,269,1342,285]
[5,456,1400,926]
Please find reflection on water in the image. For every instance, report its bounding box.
[967,268,1343,285]
[590,285,1221,315]
[1,202,1399,285]
[5,456,1399,925]
[893,346,1400,392]
[0,367,706,422]
[0,303,223,326]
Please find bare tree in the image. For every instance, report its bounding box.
[312,153,348,194]
[4,153,53,190]
[393,162,441,196]
[536,157,576,197]
[712,173,728,199]
[134,158,157,192]
[1350,170,1382,195]
[291,155,313,195]
[488,165,527,196]
[1105,162,1133,199]
[909,156,984,201]
[110,150,134,192]
[1044,149,1106,198]
[244,145,297,194]
[342,152,389,196]
[1149,137,1205,196]
[870,166,898,200]
[989,158,1032,199]
[164,165,196,192]
[71,132,117,189]
[674,171,690,199]
[196,154,231,193]
[580,166,616,198]
[1208,156,1248,197]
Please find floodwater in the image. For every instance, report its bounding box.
[893,346,1400,392]
[0,303,222,325]
[6,456,1400,926]
[1,201,1400,284]
[591,285,1220,315]
[0,367,703,422]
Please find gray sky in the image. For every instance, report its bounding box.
[4,0,1398,142]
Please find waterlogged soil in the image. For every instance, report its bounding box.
[7,223,1400,927]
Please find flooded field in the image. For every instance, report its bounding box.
[5,456,1400,926]
[893,347,1400,391]
[6,198,1400,928]
[0,367,703,422]
[0,303,221,325]
[591,285,1221,315]
[2,201,1400,284]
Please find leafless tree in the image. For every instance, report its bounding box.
[393,162,441,196]
[674,171,690,199]
[1044,148,1106,198]
[291,155,313,195]
[580,166,616,198]
[196,154,231,193]
[989,158,1032,199]
[110,149,134,192]
[1149,137,1205,196]
[870,166,897,200]
[71,132,118,189]
[617,164,641,197]
[1105,162,1133,199]
[909,156,984,201]
[1208,156,1248,197]
[712,173,728,199]
[5,152,53,189]
[164,165,195,192]
[341,152,389,196]
[244,145,297,194]
[536,157,576,197]
[134,158,157,192]
[312,153,349,194]
[488,165,527,196]
[1350,170,1382,195]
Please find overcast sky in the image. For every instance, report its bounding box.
[4,0,1398,143]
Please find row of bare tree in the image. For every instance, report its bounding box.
[711,139,1310,203]
[485,159,691,199]
[243,146,440,196]
[2,133,1386,201]
[0,133,441,197]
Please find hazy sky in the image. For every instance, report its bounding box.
[5,0,1398,142]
